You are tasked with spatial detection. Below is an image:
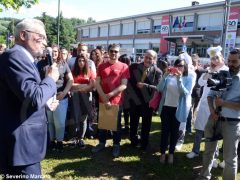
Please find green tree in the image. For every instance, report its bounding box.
[87,17,96,24]
[58,12,76,49]
[38,13,57,47]
[0,0,39,12]
[0,13,96,49]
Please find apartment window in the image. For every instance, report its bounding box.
[110,24,120,36]
[122,23,134,35]
[82,29,89,38]
[153,19,161,33]
[136,49,147,57]
[90,27,98,38]
[197,12,223,31]
[136,21,150,34]
[100,26,108,37]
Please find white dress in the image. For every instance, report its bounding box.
[194,65,229,131]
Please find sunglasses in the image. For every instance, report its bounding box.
[176,64,184,67]
[230,48,240,54]
[109,50,119,54]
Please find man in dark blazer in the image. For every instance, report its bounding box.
[127,50,162,150]
[0,18,59,179]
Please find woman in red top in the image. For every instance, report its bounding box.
[71,54,96,148]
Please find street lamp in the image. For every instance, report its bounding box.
[222,0,231,59]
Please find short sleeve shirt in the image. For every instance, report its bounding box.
[56,61,71,92]
[97,61,130,105]
[73,69,96,84]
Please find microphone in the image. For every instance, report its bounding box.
[45,47,53,66]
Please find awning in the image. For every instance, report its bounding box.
[164,35,215,44]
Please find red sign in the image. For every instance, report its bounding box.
[160,15,170,54]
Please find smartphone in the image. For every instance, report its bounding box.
[168,67,178,74]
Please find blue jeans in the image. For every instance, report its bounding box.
[192,129,204,154]
[98,114,122,145]
[47,98,68,141]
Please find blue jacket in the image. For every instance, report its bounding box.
[0,45,56,167]
[157,72,196,123]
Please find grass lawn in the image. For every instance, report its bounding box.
[9,115,240,180]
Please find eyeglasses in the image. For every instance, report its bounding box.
[109,50,119,54]
[24,30,47,41]
[176,64,184,67]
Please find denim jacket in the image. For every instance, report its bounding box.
[157,71,196,123]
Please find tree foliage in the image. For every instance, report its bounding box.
[0,0,39,12]
[0,13,96,49]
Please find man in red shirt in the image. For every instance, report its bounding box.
[92,44,130,157]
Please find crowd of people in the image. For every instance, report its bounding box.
[1,18,240,180]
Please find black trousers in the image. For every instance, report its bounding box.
[160,106,180,154]
[1,162,42,180]
[130,103,153,148]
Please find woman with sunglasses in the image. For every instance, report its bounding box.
[157,58,196,164]
[71,54,96,148]
[186,46,228,164]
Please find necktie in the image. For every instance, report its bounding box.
[141,67,149,82]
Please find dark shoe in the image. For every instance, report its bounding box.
[49,141,56,151]
[78,139,86,149]
[92,143,105,153]
[56,141,63,152]
[112,145,120,157]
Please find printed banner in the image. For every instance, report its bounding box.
[160,15,170,54]
[224,6,240,58]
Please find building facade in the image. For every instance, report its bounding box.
[76,0,240,58]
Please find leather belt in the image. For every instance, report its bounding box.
[219,116,240,121]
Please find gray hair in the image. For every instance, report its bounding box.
[15,18,45,41]
[145,50,157,60]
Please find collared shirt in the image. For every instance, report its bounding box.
[221,72,240,119]
[208,71,240,119]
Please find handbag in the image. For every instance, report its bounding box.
[149,91,161,110]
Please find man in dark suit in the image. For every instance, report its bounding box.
[0,18,59,179]
[127,50,162,150]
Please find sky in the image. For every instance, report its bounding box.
[0,0,222,22]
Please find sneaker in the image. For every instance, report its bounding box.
[112,145,120,157]
[212,159,218,168]
[175,142,183,151]
[219,161,225,168]
[92,143,105,153]
[69,138,78,148]
[78,139,86,149]
[186,152,199,159]
[160,154,166,164]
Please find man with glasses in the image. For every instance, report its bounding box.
[197,48,240,180]
[128,50,161,151]
[92,44,130,157]
[0,18,59,178]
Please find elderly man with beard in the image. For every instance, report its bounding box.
[197,48,240,180]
